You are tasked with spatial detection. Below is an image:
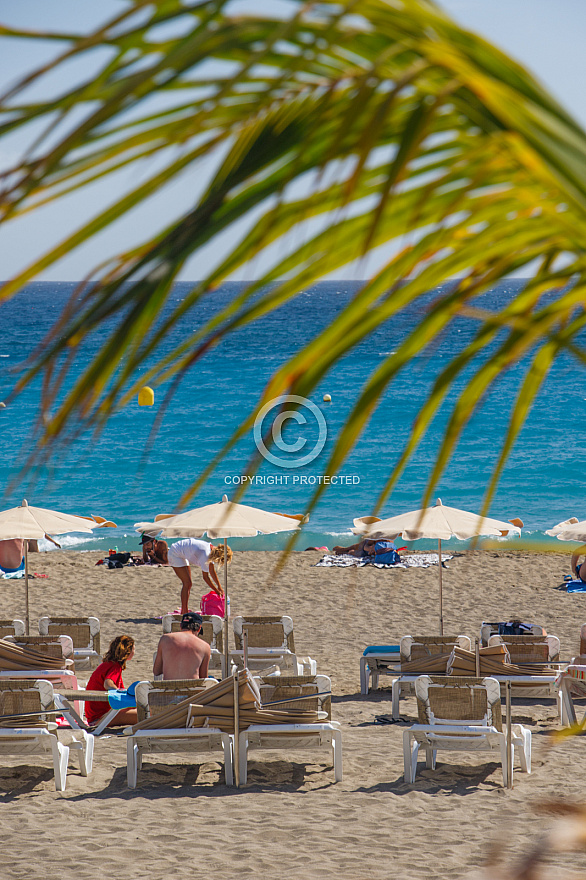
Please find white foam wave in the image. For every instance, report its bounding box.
[39,534,97,551]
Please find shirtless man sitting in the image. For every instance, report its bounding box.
[153,612,210,680]
[0,538,25,572]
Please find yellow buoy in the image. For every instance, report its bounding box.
[138,386,154,406]
[323,393,332,403]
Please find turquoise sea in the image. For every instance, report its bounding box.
[0,280,584,555]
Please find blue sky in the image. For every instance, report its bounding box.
[0,0,584,281]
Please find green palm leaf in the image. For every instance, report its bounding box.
[1,0,586,519]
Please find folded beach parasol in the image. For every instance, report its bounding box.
[0,638,68,671]
[128,669,322,734]
[446,645,556,677]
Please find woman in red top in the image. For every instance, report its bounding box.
[85,634,137,727]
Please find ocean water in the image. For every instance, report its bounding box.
[0,280,584,555]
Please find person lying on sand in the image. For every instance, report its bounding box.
[153,612,210,680]
[332,539,369,556]
[332,539,398,560]
[140,534,169,565]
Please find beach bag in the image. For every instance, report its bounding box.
[370,548,401,565]
[109,552,131,564]
[200,591,225,616]
[106,552,131,569]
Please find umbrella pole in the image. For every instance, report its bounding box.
[438,538,443,636]
[233,668,240,788]
[223,538,229,678]
[24,541,30,635]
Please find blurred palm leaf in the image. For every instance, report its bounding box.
[1,0,586,515]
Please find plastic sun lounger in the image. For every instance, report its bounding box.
[238,674,342,784]
[124,680,234,788]
[39,616,102,670]
[231,616,317,675]
[360,645,401,694]
[389,635,472,716]
[403,675,531,787]
[0,679,94,790]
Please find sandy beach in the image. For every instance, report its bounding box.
[1,546,586,879]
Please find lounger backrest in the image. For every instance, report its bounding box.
[233,616,295,652]
[135,679,214,722]
[258,674,331,719]
[0,638,68,671]
[488,634,560,663]
[401,635,471,664]
[163,614,182,633]
[415,675,502,731]
[162,614,223,652]
[480,622,544,647]
[0,620,25,640]
[12,636,71,661]
[0,679,54,727]
[39,616,100,653]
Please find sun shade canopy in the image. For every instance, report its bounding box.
[135,495,305,539]
[546,517,586,542]
[352,498,522,542]
[0,501,97,540]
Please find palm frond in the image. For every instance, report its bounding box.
[1,0,586,519]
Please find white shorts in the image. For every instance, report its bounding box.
[167,547,189,568]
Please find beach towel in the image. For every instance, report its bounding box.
[316,552,451,569]
[107,681,138,711]
[566,580,586,593]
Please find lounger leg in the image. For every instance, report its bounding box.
[222,734,234,786]
[71,731,94,776]
[403,730,419,783]
[512,726,531,774]
[499,735,508,788]
[238,732,248,785]
[360,657,368,694]
[127,738,138,789]
[560,680,576,727]
[51,738,69,792]
[392,679,401,720]
[332,730,343,782]
[424,746,435,770]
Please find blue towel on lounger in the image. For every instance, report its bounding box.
[363,645,400,655]
[107,681,138,710]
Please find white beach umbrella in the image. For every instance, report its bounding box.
[545,517,585,541]
[136,495,305,672]
[352,498,522,634]
[0,500,109,633]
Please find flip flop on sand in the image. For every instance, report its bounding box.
[374,714,406,724]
